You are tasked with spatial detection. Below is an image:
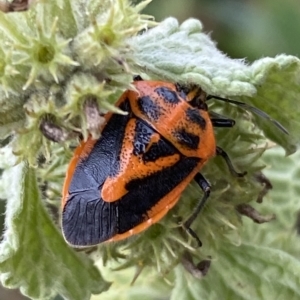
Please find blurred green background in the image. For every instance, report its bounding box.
[143,0,300,61]
[2,0,300,299]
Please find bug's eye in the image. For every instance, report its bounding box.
[188,97,208,111]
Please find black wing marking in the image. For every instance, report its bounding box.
[62,191,117,246]
[62,99,131,246]
[117,155,200,234]
[62,154,200,246]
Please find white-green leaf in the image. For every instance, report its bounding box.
[131,18,254,97]
[131,18,300,154]
[242,147,300,256]
[171,243,300,300]
[91,263,172,300]
[0,151,110,300]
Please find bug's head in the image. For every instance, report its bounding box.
[175,83,208,111]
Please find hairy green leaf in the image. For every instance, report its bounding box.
[131,18,300,154]
[0,152,110,300]
[171,243,300,300]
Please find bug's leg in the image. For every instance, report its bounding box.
[216,146,247,177]
[182,173,211,247]
[211,114,246,176]
[210,111,236,128]
[211,118,235,128]
[209,111,235,128]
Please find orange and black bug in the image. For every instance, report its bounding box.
[61,77,287,247]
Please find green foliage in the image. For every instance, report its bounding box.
[131,18,300,155]
[171,244,300,300]
[0,154,110,299]
[0,0,153,165]
[144,0,300,61]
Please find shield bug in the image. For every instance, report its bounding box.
[61,77,287,247]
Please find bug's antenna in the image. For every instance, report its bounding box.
[207,95,289,135]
